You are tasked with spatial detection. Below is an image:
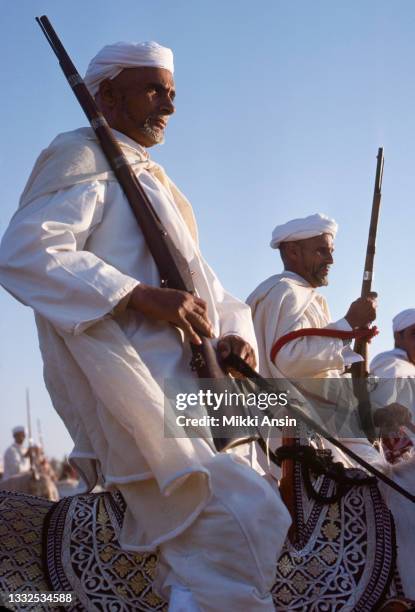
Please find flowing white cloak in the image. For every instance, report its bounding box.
[247,271,415,596]
[0,127,259,552]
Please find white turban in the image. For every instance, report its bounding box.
[84,41,174,96]
[270,213,338,249]
[393,308,415,333]
[12,426,26,435]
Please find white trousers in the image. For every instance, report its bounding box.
[155,453,291,612]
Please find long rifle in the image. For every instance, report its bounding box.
[35,15,237,451]
[353,149,414,455]
[37,418,44,451]
[351,148,384,440]
[26,388,35,473]
[352,148,384,375]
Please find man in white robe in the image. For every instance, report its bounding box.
[247,214,378,456]
[247,213,415,597]
[0,42,291,610]
[370,309,415,459]
[3,426,30,480]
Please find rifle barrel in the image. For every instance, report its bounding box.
[360,147,384,298]
[351,148,384,438]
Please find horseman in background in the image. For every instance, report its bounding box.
[0,39,291,611]
[3,426,31,480]
[370,308,415,463]
[247,213,415,598]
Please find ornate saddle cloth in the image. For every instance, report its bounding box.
[0,466,408,611]
[271,464,405,610]
[45,491,166,611]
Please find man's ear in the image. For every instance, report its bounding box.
[97,79,117,108]
[284,241,301,262]
[394,330,403,349]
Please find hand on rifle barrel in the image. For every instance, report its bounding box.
[217,335,257,378]
[128,284,215,345]
[374,402,412,434]
[345,291,377,328]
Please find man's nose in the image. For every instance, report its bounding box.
[161,96,175,115]
[326,252,334,264]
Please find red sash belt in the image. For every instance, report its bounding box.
[270,326,378,363]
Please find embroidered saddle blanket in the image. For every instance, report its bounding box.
[0,465,408,611]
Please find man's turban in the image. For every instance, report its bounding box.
[270,213,338,249]
[84,41,174,97]
[393,308,415,333]
[12,426,26,435]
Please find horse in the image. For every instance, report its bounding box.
[0,470,59,501]
[1,448,413,611]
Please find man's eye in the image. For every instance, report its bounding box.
[146,86,160,96]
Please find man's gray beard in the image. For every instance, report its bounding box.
[140,120,165,145]
[314,272,329,287]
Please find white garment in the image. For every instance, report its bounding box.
[56,478,85,498]
[371,347,415,379]
[270,213,338,249]
[12,426,25,435]
[156,453,291,612]
[392,309,415,333]
[168,586,200,612]
[3,443,30,480]
[0,127,259,553]
[247,271,361,380]
[248,271,415,598]
[84,41,174,97]
[370,348,415,441]
[247,271,363,468]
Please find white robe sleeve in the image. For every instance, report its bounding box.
[276,329,346,378]
[3,446,28,479]
[271,294,347,378]
[0,181,139,334]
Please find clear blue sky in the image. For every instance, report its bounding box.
[1,1,414,460]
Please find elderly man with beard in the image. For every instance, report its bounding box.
[247,213,415,598]
[247,213,376,382]
[0,42,291,611]
[247,213,380,471]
